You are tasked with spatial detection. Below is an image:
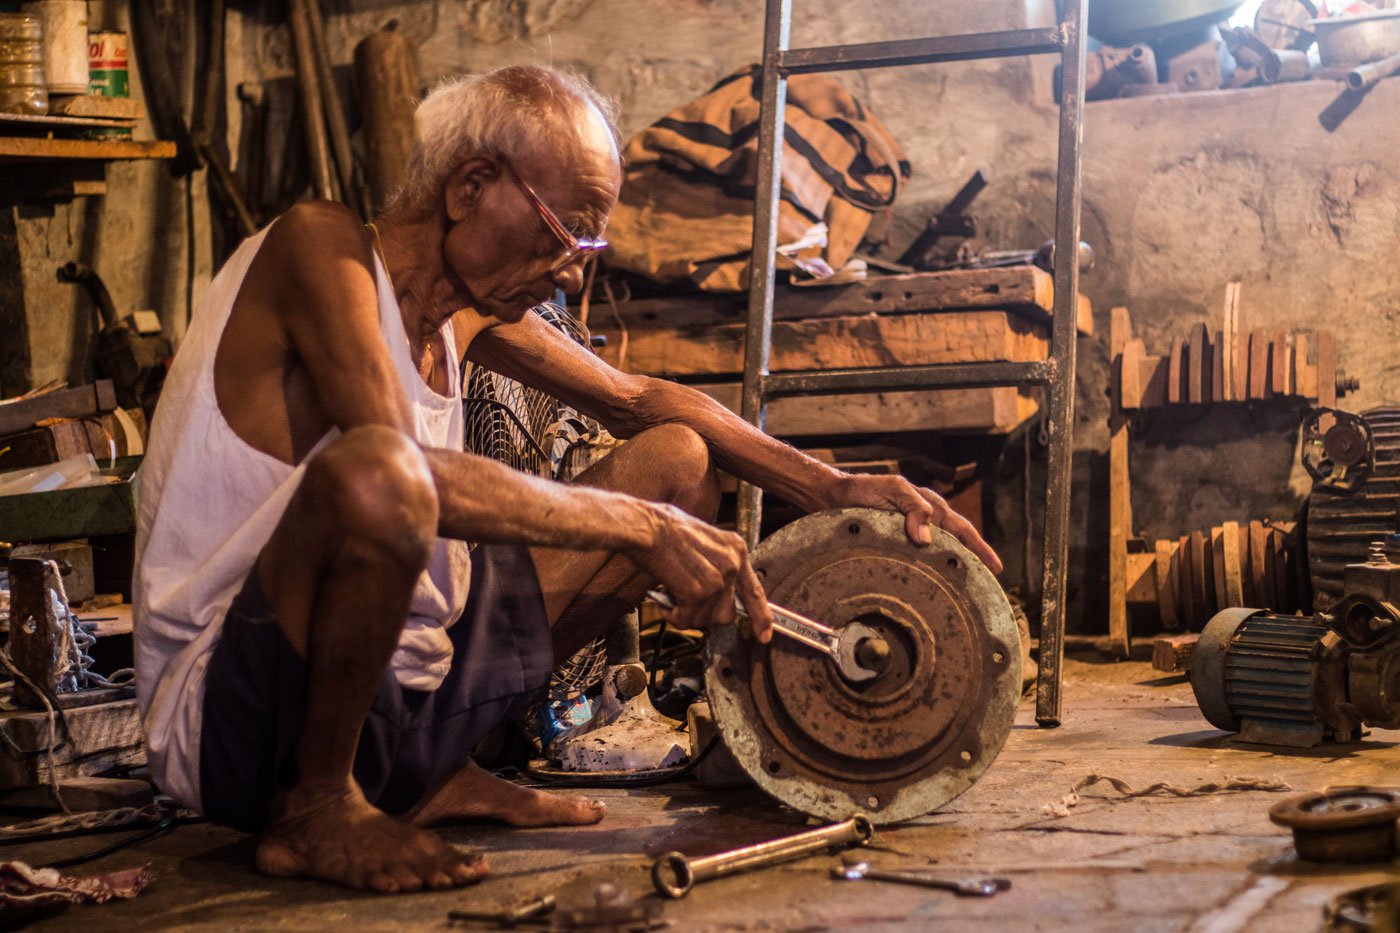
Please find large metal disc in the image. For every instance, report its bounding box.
[706,508,1021,825]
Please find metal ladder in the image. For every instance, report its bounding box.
[737,1,1088,727]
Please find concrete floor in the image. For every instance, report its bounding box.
[8,652,1400,931]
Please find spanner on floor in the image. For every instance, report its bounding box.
[832,861,1011,896]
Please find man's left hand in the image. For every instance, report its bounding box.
[830,474,1003,574]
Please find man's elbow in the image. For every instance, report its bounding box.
[599,375,668,438]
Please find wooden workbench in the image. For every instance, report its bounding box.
[589,266,1092,436]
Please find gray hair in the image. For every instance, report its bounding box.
[388,65,621,211]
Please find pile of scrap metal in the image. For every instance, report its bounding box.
[1071,0,1400,100]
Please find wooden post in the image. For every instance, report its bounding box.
[354,25,421,211]
[1109,307,1133,659]
[6,559,63,710]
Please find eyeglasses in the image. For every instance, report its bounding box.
[501,160,608,274]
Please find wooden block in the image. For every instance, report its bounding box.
[1222,281,1241,401]
[1110,306,1133,357]
[1237,522,1254,607]
[696,384,1037,436]
[1188,323,1207,405]
[1221,520,1244,608]
[0,776,154,812]
[1152,633,1200,674]
[1179,534,1196,630]
[1318,330,1337,408]
[608,266,1065,331]
[1261,527,1278,610]
[1133,354,1168,409]
[0,699,144,788]
[47,94,146,120]
[1190,530,1210,626]
[1109,370,1132,658]
[1156,539,1180,630]
[1120,339,1147,409]
[1294,333,1315,399]
[1169,340,1185,405]
[1249,520,1268,609]
[1211,526,1228,611]
[1272,329,1292,396]
[1272,528,1290,612]
[1212,330,1225,403]
[593,310,1049,377]
[1126,551,1156,604]
[1248,329,1271,400]
[0,381,118,437]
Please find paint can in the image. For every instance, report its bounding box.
[19,1,87,95]
[87,30,127,97]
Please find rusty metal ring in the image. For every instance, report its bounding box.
[1270,787,1400,863]
[707,508,1020,825]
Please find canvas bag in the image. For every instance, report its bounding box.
[606,65,911,292]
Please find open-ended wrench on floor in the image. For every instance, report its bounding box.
[645,589,889,683]
[832,861,1011,896]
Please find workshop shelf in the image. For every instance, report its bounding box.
[0,137,177,161]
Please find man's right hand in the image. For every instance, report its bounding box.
[626,503,774,643]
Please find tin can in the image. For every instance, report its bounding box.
[87,30,127,97]
[20,1,87,95]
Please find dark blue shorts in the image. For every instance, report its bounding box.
[198,544,554,834]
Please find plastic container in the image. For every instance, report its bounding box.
[20,1,87,95]
[0,12,44,65]
[0,62,48,115]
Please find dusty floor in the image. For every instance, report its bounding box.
[8,653,1400,931]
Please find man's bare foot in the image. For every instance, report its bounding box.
[408,760,607,828]
[255,784,488,893]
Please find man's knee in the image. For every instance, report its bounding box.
[634,423,718,519]
[302,425,439,569]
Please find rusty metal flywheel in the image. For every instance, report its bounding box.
[706,508,1021,825]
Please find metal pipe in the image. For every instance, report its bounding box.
[780,27,1063,73]
[1035,0,1088,730]
[651,816,874,898]
[762,360,1052,398]
[287,0,335,201]
[1262,49,1312,83]
[736,0,792,549]
[1347,50,1400,90]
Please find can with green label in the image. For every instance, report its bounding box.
[87,30,126,97]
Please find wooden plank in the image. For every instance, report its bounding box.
[1249,520,1268,609]
[1248,329,1271,400]
[1221,520,1244,608]
[1211,526,1228,611]
[1223,282,1241,401]
[1318,330,1337,408]
[1156,539,1180,630]
[1152,633,1199,674]
[608,267,1063,332]
[1188,324,1207,405]
[1237,522,1254,606]
[0,699,144,788]
[1179,534,1196,630]
[0,381,117,436]
[696,383,1036,436]
[593,310,1049,377]
[1272,528,1290,612]
[0,776,153,811]
[1168,339,1185,405]
[1272,329,1292,396]
[1133,355,1168,408]
[1191,530,1211,624]
[1212,330,1225,403]
[1120,340,1146,409]
[1126,551,1156,603]
[1109,307,1133,660]
[48,95,146,120]
[1261,526,1278,610]
[0,137,177,161]
[1294,333,1315,400]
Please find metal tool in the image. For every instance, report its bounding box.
[651,815,873,898]
[832,861,1010,896]
[447,893,555,927]
[707,509,1021,825]
[645,589,887,684]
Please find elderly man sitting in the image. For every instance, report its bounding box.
[133,65,999,894]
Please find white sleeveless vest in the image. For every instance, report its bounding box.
[133,224,471,809]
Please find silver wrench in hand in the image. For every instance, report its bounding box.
[645,589,889,683]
